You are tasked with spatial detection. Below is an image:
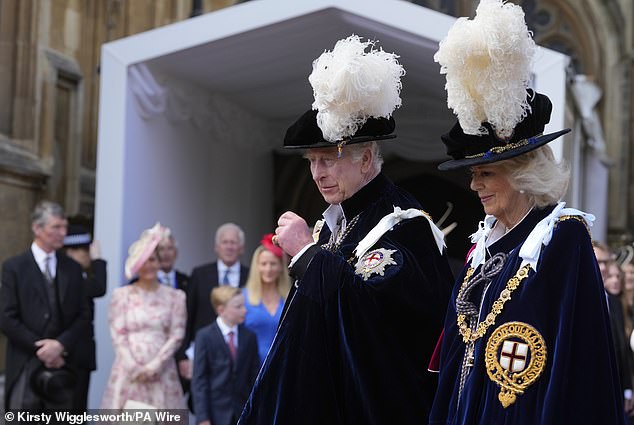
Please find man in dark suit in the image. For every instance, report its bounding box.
[156,229,193,409]
[0,201,90,411]
[182,223,249,391]
[192,286,260,425]
[62,222,107,410]
[157,230,189,291]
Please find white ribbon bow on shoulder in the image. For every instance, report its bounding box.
[354,206,445,260]
[468,202,594,272]
[468,215,497,270]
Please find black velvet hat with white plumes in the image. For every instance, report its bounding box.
[283,35,405,150]
[434,0,570,171]
[283,110,396,149]
[437,90,570,170]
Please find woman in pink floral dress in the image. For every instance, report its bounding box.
[101,223,186,409]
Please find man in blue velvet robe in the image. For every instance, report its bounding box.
[238,106,454,425]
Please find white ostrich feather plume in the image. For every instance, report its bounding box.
[309,35,405,142]
[434,0,536,137]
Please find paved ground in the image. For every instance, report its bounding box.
[0,374,199,424]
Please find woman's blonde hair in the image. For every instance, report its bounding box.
[497,145,570,208]
[245,245,291,306]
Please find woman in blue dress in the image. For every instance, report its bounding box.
[243,234,291,363]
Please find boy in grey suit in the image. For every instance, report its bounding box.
[192,286,260,425]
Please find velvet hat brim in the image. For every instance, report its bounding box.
[63,224,92,248]
[283,109,397,149]
[437,128,570,171]
[437,91,570,170]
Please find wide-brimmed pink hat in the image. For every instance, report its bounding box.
[124,223,169,279]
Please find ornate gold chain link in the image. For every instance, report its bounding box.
[322,214,360,253]
[456,264,532,343]
[557,215,590,235]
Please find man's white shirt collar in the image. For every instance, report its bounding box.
[323,204,346,234]
[218,261,241,287]
[158,269,176,287]
[31,242,56,278]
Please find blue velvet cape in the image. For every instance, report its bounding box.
[430,206,625,425]
[239,173,454,425]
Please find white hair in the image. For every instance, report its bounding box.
[347,141,383,174]
[215,222,245,246]
[32,200,65,227]
[498,145,570,208]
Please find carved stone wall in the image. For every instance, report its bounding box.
[0,0,198,258]
[0,0,219,372]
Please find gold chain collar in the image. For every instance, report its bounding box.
[322,214,360,253]
[456,215,587,343]
[456,264,532,343]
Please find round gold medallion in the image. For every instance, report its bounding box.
[485,321,547,408]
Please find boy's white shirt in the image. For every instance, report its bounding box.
[185,316,240,361]
[216,316,239,348]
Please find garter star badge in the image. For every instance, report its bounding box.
[485,321,547,408]
[355,248,397,281]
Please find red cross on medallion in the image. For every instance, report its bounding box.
[364,252,383,266]
[500,341,527,372]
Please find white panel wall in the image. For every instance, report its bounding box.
[533,48,570,161]
[92,74,274,408]
[92,46,127,409]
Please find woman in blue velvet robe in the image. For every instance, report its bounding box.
[431,1,624,421]
[429,91,625,424]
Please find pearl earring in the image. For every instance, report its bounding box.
[519,190,525,194]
